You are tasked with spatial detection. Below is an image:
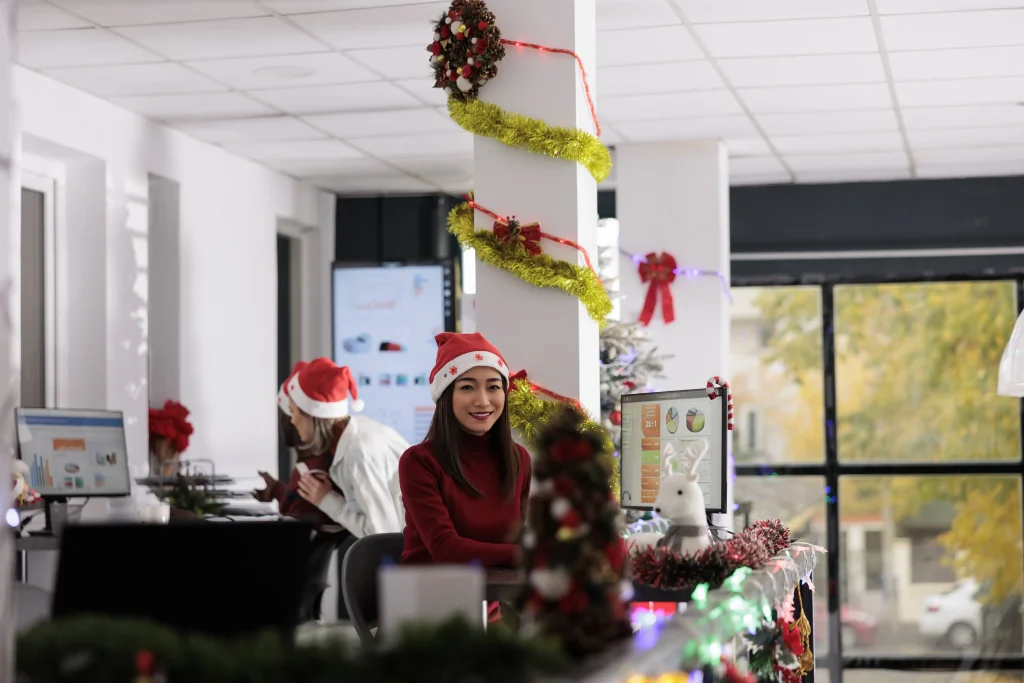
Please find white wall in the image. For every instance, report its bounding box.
[13,67,336,478]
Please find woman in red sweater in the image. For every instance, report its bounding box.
[399,332,531,570]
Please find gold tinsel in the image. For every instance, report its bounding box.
[507,379,619,497]
[448,201,612,326]
[448,97,612,183]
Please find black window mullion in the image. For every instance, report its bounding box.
[822,282,843,683]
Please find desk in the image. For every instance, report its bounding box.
[14,534,61,585]
[485,569,524,602]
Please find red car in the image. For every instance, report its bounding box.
[813,604,878,648]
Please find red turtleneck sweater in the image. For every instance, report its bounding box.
[399,432,531,567]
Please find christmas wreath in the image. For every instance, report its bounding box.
[746,617,808,683]
[631,519,791,592]
[428,0,505,100]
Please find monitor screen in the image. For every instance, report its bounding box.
[618,389,727,513]
[15,408,132,497]
[332,261,456,444]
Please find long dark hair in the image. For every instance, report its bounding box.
[426,378,520,499]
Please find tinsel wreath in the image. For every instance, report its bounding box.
[428,0,505,101]
[516,405,633,659]
[447,201,612,326]
[507,372,619,496]
[631,519,791,591]
[449,98,612,183]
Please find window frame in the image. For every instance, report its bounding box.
[733,271,1024,682]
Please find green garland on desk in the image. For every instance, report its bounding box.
[16,615,568,683]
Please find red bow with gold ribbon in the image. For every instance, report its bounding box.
[493,217,542,256]
[637,252,677,326]
[510,369,583,410]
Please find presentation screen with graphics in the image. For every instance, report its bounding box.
[618,389,728,513]
[332,261,456,444]
[15,408,132,497]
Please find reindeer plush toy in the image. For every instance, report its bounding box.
[653,440,712,555]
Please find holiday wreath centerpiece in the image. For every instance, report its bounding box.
[428,0,505,100]
[148,400,193,478]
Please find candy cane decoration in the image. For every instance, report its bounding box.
[706,376,734,431]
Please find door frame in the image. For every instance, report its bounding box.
[20,170,57,408]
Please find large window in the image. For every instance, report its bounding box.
[732,278,1024,681]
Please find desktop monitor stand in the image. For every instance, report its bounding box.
[34,497,69,536]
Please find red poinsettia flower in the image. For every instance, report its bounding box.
[777,618,805,657]
[149,400,194,454]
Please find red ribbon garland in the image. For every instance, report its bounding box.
[510,369,583,411]
[637,252,677,326]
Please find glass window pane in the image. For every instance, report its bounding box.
[834,281,1020,462]
[731,286,824,464]
[840,475,1023,657]
[736,475,829,661]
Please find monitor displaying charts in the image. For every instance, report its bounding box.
[618,389,728,513]
[332,261,456,445]
[15,408,132,498]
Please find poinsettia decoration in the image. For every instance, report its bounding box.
[149,400,194,454]
[746,617,805,683]
[428,0,505,100]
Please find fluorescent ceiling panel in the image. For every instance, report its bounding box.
[186,53,378,90]
[693,17,877,58]
[115,17,325,60]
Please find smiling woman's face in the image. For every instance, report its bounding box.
[450,366,505,435]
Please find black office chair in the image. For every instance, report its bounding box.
[341,532,404,645]
[300,530,350,623]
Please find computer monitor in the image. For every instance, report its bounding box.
[618,389,728,514]
[15,408,132,499]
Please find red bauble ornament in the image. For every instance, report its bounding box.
[461,65,472,77]
[561,509,582,529]
[430,42,442,55]
[456,31,465,40]
[609,410,622,426]
[478,20,489,29]
[440,25,450,38]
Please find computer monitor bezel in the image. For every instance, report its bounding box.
[618,388,729,514]
[14,407,132,499]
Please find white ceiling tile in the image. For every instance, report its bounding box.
[600,90,743,121]
[794,168,912,183]
[111,92,275,120]
[597,26,703,66]
[613,114,757,141]
[881,10,1024,51]
[224,138,363,161]
[901,104,1024,130]
[597,0,682,30]
[394,78,450,107]
[889,47,1024,82]
[785,151,909,172]
[304,108,455,137]
[387,156,473,176]
[269,156,397,178]
[42,63,226,97]
[908,126,1024,148]
[317,175,437,195]
[730,156,788,174]
[739,84,892,113]
[348,132,473,159]
[17,28,163,68]
[248,82,422,114]
[731,172,791,186]
[262,0,443,12]
[600,61,722,96]
[719,54,885,88]
[916,161,1024,180]
[348,45,433,80]
[598,125,625,145]
[693,17,877,58]
[896,77,1024,107]
[756,110,899,135]
[728,138,772,156]
[114,18,325,60]
[913,145,1024,165]
[175,116,324,144]
[48,0,269,26]
[18,0,93,31]
[186,53,377,90]
[290,3,447,50]
[877,0,1024,14]
[771,131,904,154]
[677,0,868,23]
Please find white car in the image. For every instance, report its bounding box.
[917,579,983,649]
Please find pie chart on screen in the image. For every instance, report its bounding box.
[665,407,679,434]
[686,408,706,433]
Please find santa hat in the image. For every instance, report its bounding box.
[287,357,364,419]
[278,360,309,416]
[429,332,509,403]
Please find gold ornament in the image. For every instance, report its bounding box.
[448,97,612,183]
[447,201,612,326]
[794,587,814,675]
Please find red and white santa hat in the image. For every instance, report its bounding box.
[287,357,364,419]
[429,332,509,403]
[278,360,309,416]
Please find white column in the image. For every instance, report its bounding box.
[473,0,600,416]
[0,0,17,672]
[617,141,733,529]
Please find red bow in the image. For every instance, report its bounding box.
[637,252,677,326]
[493,217,542,256]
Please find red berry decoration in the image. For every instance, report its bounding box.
[427,0,505,101]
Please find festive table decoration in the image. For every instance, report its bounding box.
[447,201,612,326]
[516,406,633,658]
[637,252,677,326]
[155,469,225,519]
[631,519,790,592]
[746,617,806,683]
[428,0,505,100]
[706,376,734,431]
[148,400,193,478]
